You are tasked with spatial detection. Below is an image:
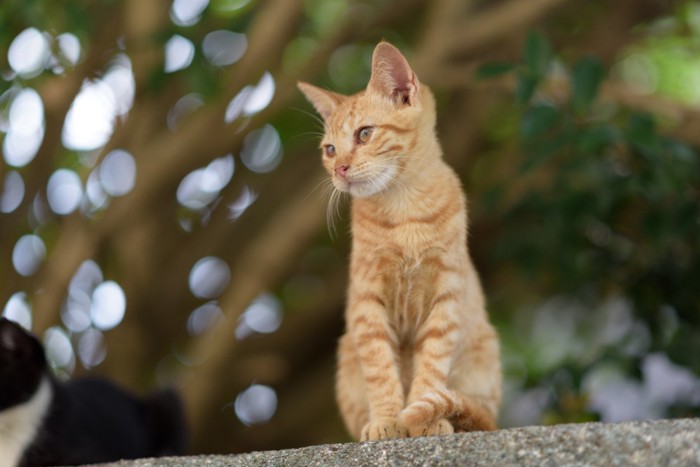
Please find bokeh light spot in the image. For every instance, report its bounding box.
[1,171,25,213]
[62,81,117,151]
[62,295,92,333]
[56,33,81,65]
[171,0,209,26]
[64,260,104,332]
[9,88,44,137]
[224,72,275,122]
[47,169,83,215]
[243,72,275,115]
[8,28,50,77]
[61,56,133,152]
[168,93,205,130]
[202,155,235,192]
[86,170,109,210]
[99,149,136,196]
[236,293,283,339]
[78,328,107,368]
[234,384,277,425]
[2,293,32,330]
[165,35,195,73]
[202,30,247,66]
[3,127,44,168]
[90,281,126,330]
[12,234,46,277]
[31,194,51,227]
[44,327,75,371]
[227,185,258,220]
[70,260,104,295]
[189,256,231,299]
[240,124,282,173]
[225,87,252,123]
[177,155,234,209]
[102,58,136,117]
[187,302,224,335]
[3,88,45,167]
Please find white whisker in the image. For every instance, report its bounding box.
[291,107,326,131]
[326,187,348,238]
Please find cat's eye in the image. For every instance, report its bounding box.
[324,144,336,157]
[357,126,374,144]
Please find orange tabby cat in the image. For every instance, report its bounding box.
[298,42,501,441]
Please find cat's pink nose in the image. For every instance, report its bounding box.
[335,165,349,179]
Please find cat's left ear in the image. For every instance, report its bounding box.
[367,42,419,106]
[297,82,345,121]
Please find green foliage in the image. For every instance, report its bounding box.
[481,32,700,424]
[571,56,604,113]
[475,62,515,79]
[0,0,97,41]
[518,32,553,104]
[210,0,256,17]
[303,0,350,38]
[524,32,552,79]
[3,0,698,444]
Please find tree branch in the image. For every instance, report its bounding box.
[416,0,570,83]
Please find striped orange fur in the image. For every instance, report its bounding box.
[298,42,502,441]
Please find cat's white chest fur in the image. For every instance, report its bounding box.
[0,377,52,467]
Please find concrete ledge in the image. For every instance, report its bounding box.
[99,418,700,466]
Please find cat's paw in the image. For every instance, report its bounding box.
[360,417,408,441]
[399,397,439,428]
[406,418,454,437]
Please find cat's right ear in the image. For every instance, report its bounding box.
[297,82,343,121]
[367,42,419,107]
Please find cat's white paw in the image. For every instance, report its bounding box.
[360,417,408,441]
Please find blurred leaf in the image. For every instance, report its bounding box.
[524,31,551,78]
[520,129,570,172]
[475,62,516,80]
[521,104,560,140]
[664,139,696,164]
[576,125,619,154]
[482,185,505,211]
[516,72,538,104]
[305,0,348,37]
[210,0,255,17]
[626,113,661,154]
[64,3,91,30]
[327,44,372,92]
[571,56,604,113]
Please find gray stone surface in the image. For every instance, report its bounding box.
[97,418,700,466]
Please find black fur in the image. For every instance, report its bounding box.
[0,318,187,466]
[0,318,46,412]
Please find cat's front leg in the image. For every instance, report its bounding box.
[348,292,407,441]
[400,291,460,436]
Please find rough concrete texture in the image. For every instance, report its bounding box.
[98,418,700,466]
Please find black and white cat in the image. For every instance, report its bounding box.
[0,318,187,466]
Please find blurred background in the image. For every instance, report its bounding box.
[1,0,699,455]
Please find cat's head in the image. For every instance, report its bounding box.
[0,318,47,410]
[298,42,437,198]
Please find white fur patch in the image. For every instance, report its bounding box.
[0,377,52,467]
[346,166,398,198]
